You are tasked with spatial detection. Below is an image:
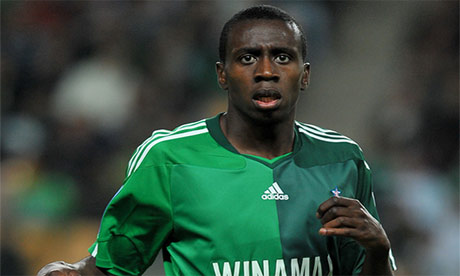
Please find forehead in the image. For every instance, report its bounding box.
[227,19,302,53]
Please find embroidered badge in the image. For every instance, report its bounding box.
[331,186,341,197]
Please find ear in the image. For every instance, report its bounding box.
[300,62,310,90]
[216,62,228,90]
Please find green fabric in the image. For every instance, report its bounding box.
[244,152,292,164]
[89,114,386,275]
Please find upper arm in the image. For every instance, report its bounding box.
[89,164,173,275]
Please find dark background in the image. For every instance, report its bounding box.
[1,1,458,275]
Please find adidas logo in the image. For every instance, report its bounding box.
[261,182,289,200]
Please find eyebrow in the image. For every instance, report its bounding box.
[272,47,297,56]
[232,46,297,57]
[232,47,260,56]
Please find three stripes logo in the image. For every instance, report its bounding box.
[261,182,289,200]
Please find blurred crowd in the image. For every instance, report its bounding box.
[368,3,459,274]
[1,1,458,275]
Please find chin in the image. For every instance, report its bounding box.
[252,110,288,125]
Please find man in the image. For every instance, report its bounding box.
[39,5,395,276]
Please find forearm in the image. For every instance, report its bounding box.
[360,248,394,276]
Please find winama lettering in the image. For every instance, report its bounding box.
[212,256,333,276]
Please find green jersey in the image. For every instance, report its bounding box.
[89,114,387,275]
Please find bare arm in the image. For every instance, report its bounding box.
[316,196,394,276]
[37,256,109,276]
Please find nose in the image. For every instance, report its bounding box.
[254,57,279,82]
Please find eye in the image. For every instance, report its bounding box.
[240,55,257,64]
[274,54,291,64]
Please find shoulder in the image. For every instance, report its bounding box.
[295,121,366,164]
[126,119,210,176]
[295,121,362,151]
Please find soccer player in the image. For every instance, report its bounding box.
[38,5,396,276]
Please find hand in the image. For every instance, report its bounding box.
[37,261,80,276]
[316,196,390,253]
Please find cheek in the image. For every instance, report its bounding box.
[227,70,253,90]
[228,67,250,80]
[285,70,304,89]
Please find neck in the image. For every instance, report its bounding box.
[220,112,295,159]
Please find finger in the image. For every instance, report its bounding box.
[316,196,359,218]
[318,227,358,238]
[316,196,348,218]
[323,217,360,229]
[320,203,366,226]
[319,206,353,225]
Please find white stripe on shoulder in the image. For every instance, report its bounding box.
[127,121,207,174]
[301,122,341,135]
[296,122,353,140]
[127,129,171,171]
[128,125,208,177]
[171,119,207,132]
[298,127,362,150]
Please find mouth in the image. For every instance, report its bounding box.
[252,89,282,110]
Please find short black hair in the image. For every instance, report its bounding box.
[219,5,307,63]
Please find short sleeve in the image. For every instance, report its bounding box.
[356,160,379,219]
[88,164,173,275]
[339,158,396,274]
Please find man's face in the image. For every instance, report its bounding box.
[216,19,310,124]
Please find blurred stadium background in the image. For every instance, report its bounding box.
[1,1,458,275]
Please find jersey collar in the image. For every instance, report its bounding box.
[206,112,303,158]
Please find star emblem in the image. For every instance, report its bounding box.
[331,186,341,197]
